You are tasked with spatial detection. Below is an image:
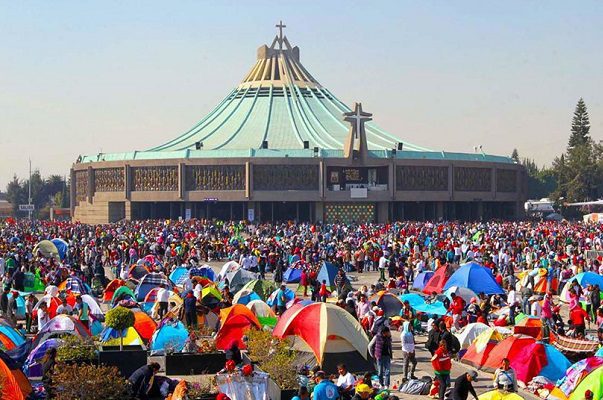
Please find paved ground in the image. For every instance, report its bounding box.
[191,261,540,399]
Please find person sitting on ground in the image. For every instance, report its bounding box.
[352,384,373,400]
[336,363,357,400]
[451,370,479,400]
[493,358,518,393]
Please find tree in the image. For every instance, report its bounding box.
[5,175,26,215]
[568,98,591,149]
[105,306,135,351]
[511,148,520,163]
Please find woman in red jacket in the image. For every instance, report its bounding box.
[431,339,452,400]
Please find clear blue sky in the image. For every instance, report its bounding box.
[1,1,602,188]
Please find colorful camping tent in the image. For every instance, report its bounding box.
[283,267,302,283]
[233,289,261,305]
[58,276,90,294]
[513,317,544,339]
[266,287,296,308]
[111,285,136,306]
[569,364,603,400]
[169,266,189,286]
[412,271,434,290]
[370,291,403,317]
[50,238,69,260]
[512,342,570,385]
[0,350,31,399]
[549,357,603,400]
[32,295,62,319]
[100,326,143,346]
[23,271,45,293]
[200,286,223,307]
[149,321,189,355]
[247,300,276,318]
[221,269,257,292]
[23,338,63,377]
[478,391,524,400]
[273,302,373,374]
[560,272,603,303]
[129,263,151,280]
[239,280,276,301]
[215,305,261,350]
[189,265,216,281]
[444,286,477,304]
[422,265,452,294]
[316,262,338,289]
[461,328,506,369]
[482,334,535,372]
[33,239,60,260]
[218,261,240,280]
[132,309,157,342]
[0,325,25,349]
[455,322,490,350]
[103,279,126,302]
[444,262,504,295]
[134,272,171,301]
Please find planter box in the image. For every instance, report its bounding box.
[98,345,147,378]
[164,352,226,375]
[267,377,297,400]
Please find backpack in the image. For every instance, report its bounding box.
[450,334,461,354]
[400,378,431,395]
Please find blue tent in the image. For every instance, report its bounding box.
[444,262,504,295]
[267,287,296,307]
[235,291,261,305]
[412,271,434,290]
[150,321,189,355]
[0,325,25,347]
[570,272,603,288]
[539,343,571,382]
[190,266,215,281]
[169,266,189,285]
[317,262,338,287]
[283,267,302,283]
[50,238,69,260]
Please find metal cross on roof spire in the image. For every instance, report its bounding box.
[276,20,286,49]
[344,103,372,139]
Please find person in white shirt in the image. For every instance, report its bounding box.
[336,363,356,397]
[530,296,542,318]
[156,284,170,319]
[37,302,49,332]
[182,273,193,292]
[193,281,203,301]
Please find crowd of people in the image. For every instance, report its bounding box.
[1,218,603,399]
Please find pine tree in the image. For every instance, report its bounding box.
[568,98,590,149]
[511,148,520,163]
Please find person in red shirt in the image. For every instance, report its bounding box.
[570,306,591,337]
[431,339,452,400]
[449,293,465,330]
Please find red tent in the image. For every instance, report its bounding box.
[422,264,452,294]
[215,305,261,350]
[461,341,497,369]
[482,334,535,372]
[103,279,126,302]
[0,350,30,400]
[132,310,157,342]
[511,342,548,385]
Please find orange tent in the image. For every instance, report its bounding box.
[103,279,126,302]
[215,304,260,350]
[0,332,18,351]
[482,334,535,372]
[132,310,157,342]
[422,264,453,294]
[0,350,31,399]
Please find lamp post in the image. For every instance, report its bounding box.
[28,159,32,220]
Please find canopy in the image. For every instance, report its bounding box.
[239,280,276,301]
[482,334,535,372]
[100,326,143,346]
[422,265,452,294]
[150,321,188,355]
[370,291,403,317]
[50,238,69,260]
[444,262,504,295]
[215,305,261,350]
[273,302,370,369]
[412,271,434,290]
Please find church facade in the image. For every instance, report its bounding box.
[71,24,526,224]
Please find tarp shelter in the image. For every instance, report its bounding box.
[283,267,302,283]
[233,289,261,305]
[218,261,240,281]
[549,356,603,400]
[412,271,434,291]
[221,269,257,292]
[0,350,31,399]
[100,326,143,347]
[215,305,261,350]
[316,262,338,289]
[103,279,126,302]
[370,291,403,317]
[399,293,447,316]
[24,338,63,377]
[50,238,69,260]
[132,309,157,342]
[239,280,276,301]
[273,302,373,374]
[444,262,504,295]
[422,265,452,294]
[482,334,535,372]
[150,321,188,355]
[511,342,570,385]
[134,272,171,301]
[111,285,136,306]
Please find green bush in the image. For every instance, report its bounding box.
[246,330,297,389]
[56,335,96,363]
[53,364,129,400]
[105,306,135,331]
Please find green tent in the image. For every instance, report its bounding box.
[24,271,46,293]
[111,285,136,306]
[239,279,275,300]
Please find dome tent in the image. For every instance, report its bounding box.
[444,262,504,295]
[150,321,189,355]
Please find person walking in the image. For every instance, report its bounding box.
[400,321,417,382]
[431,339,452,400]
[25,293,36,333]
[369,326,393,390]
[74,295,90,329]
[156,284,169,319]
[183,291,197,328]
[37,302,49,332]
